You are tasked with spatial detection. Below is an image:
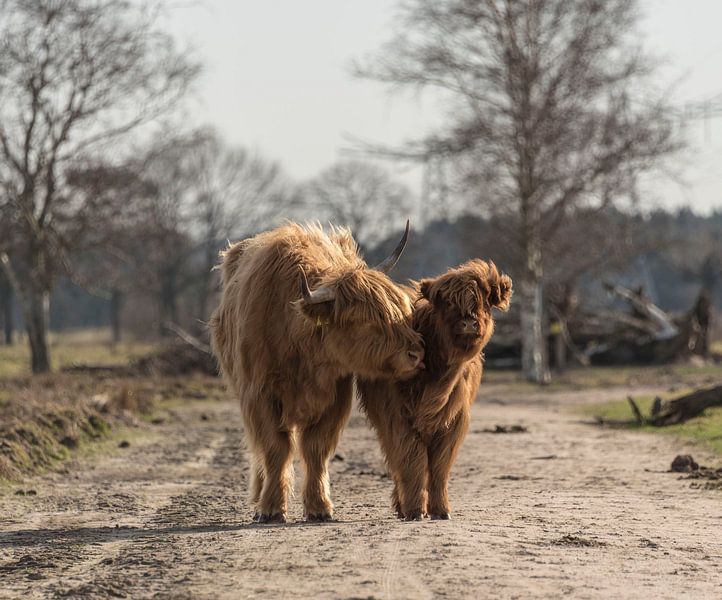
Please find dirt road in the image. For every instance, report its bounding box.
[1,385,721,599]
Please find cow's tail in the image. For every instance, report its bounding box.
[217,238,250,285]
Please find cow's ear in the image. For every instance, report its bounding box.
[298,299,334,326]
[420,278,436,303]
[489,273,513,312]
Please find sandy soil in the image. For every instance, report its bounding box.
[1,384,721,599]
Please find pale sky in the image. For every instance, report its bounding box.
[163,0,722,214]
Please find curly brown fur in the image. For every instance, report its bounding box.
[358,259,512,519]
[210,223,423,523]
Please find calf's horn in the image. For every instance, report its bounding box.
[373,220,410,274]
[299,268,335,304]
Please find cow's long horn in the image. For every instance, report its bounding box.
[299,268,335,304]
[374,220,410,274]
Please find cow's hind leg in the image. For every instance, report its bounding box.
[249,451,265,509]
[243,394,293,523]
[427,410,470,520]
[299,376,353,522]
[391,475,403,518]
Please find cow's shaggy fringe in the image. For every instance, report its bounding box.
[210,223,423,522]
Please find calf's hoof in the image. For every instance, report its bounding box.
[253,512,287,524]
[430,512,451,520]
[306,511,334,523]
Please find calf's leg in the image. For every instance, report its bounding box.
[390,431,429,520]
[427,410,470,519]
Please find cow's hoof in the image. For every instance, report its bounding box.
[404,510,423,521]
[255,512,286,524]
[430,512,451,520]
[306,512,334,523]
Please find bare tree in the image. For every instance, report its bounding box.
[0,195,15,344]
[184,128,291,323]
[98,128,292,335]
[0,0,198,372]
[301,160,414,250]
[64,162,159,343]
[358,0,679,382]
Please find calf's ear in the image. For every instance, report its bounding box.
[420,278,437,304]
[489,273,513,312]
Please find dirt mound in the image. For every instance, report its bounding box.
[0,388,111,481]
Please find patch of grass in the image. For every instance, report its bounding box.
[0,329,156,379]
[485,363,722,392]
[584,393,722,455]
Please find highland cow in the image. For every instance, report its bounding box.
[358,259,512,520]
[210,222,424,523]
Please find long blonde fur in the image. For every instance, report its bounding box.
[210,223,423,522]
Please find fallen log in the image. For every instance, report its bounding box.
[649,385,722,426]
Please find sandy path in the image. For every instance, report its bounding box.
[1,387,721,599]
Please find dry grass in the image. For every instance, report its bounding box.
[484,360,722,392]
[0,328,157,379]
[0,377,113,480]
[0,329,225,481]
[0,373,228,482]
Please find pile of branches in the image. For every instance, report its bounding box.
[570,284,713,366]
[64,324,218,378]
[485,284,714,368]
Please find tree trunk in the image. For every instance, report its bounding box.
[553,326,566,371]
[26,285,51,373]
[1,251,50,371]
[159,270,179,336]
[0,276,13,345]
[110,289,123,344]
[520,212,550,384]
[520,277,550,383]
[196,243,216,333]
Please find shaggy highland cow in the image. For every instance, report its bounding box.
[358,259,512,520]
[210,222,424,523]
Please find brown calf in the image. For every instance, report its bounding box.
[358,259,512,519]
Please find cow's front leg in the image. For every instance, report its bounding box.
[299,377,353,522]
